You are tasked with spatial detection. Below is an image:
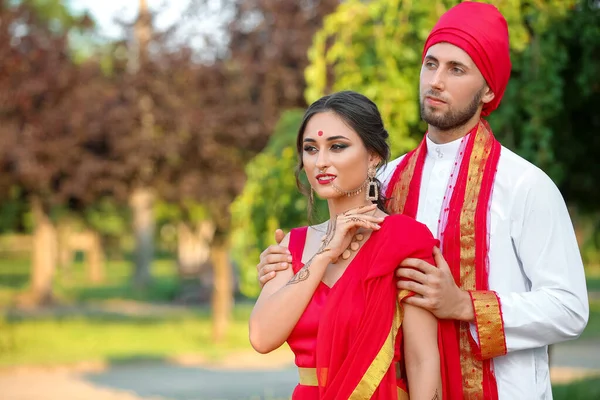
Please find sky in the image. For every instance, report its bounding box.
[67,0,229,60]
[68,0,190,39]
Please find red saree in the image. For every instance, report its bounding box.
[314,214,438,399]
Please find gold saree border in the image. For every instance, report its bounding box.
[470,290,507,360]
[397,387,409,400]
[458,122,494,398]
[349,303,402,399]
[389,145,423,214]
[298,367,320,386]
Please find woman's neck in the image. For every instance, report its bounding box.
[327,197,374,218]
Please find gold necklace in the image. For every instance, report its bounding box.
[340,232,365,260]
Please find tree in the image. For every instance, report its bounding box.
[179,0,340,340]
[0,0,99,303]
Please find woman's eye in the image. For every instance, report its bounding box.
[331,143,348,151]
[303,146,317,153]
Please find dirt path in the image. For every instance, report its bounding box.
[1,341,599,400]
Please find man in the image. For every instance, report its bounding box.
[256,2,589,399]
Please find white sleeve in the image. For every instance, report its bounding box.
[498,168,589,352]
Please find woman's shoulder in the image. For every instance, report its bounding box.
[381,213,433,237]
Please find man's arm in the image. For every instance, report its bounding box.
[486,168,589,354]
[397,168,589,359]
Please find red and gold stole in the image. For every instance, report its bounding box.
[386,120,507,400]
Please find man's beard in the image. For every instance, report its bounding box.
[420,88,484,131]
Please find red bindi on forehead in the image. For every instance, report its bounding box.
[317,130,324,136]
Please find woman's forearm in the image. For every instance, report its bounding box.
[403,303,442,399]
[249,253,330,353]
[406,360,442,400]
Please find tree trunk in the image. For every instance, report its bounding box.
[57,220,74,273]
[211,240,233,342]
[30,197,57,305]
[177,220,214,277]
[88,231,105,283]
[130,187,154,288]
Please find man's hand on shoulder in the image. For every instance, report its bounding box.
[257,229,292,287]
[396,247,475,321]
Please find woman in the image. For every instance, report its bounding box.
[249,91,441,399]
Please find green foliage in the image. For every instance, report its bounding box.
[306,0,432,156]
[0,187,27,233]
[305,0,579,159]
[230,110,327,298]
[83,198,129,237]
[11,0,83,32]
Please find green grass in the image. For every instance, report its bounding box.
[0,256,255,368]
[0,303,255,368]
[553,377,600,399]
[0,257,181,306]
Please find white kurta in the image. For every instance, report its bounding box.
[379,135,589,400]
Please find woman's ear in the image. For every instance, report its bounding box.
[369,153,382,170]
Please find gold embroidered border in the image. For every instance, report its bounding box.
[458,122,494,398]
[397,387,409,400]
[349,303,402,399]
[298,367,319,386]
[389,146,423,214]
[470,291,507,360]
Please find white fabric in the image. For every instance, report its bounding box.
[378,135,589,400]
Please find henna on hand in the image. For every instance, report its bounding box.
[286,217,337,286]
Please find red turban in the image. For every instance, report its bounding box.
[422,2,511,116]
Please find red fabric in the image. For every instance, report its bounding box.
[385,121,502,400]
[287,227,328,399]
[422,1,511,117]
[315,214,438,399]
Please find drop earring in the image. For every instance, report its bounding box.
[366,167,378,202]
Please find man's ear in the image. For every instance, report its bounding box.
[482,85,495,105]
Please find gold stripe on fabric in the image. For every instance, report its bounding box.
[298,367,319,386]
[298,367,328,386]
[349,304,402,399]
[458,122,494,398]
[397,387,409,400]
[471,291,507,360]
[397,289,412,303]
[459,325,483,399]
[390,146,422,214]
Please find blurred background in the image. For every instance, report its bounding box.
[0,0,598,399]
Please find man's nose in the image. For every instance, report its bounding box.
[429,68,445,91]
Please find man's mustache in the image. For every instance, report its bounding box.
[423,90,448,103]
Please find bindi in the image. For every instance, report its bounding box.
[317,130,324,136]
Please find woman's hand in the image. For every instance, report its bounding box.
[319,204,385,263]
